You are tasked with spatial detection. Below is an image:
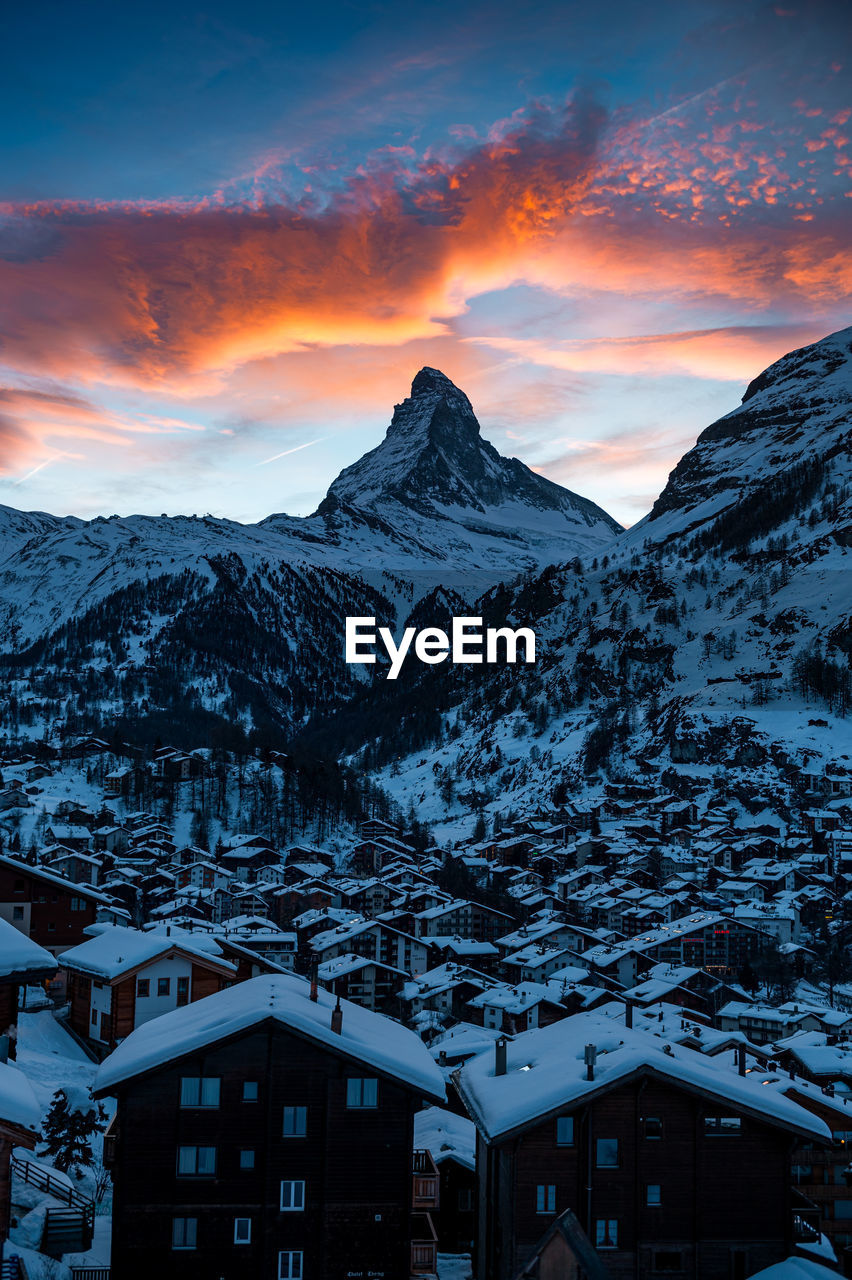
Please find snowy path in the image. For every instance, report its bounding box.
[16,1010,98,1113]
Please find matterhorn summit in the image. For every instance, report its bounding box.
[323,367,621,535]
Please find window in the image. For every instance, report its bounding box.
[90,1008,97,1025]
[346,1077,378,1108]
[536,1185,556,1214]
[172,1217,197,1250]
[793,1164,813,1183]
[242,1081,259,1102]
[283,1105,307,1136]
[595,1219,618,1249]
[280,1179,305,1211]
[654,1252,683,1273]
[180,1077,220,1108]
[234,1218,251,1245]
[177,1145,216,1176]
[158,977,171,997]
[835,1201,852,1219]
[176,976,189,1007]
[556,1115,574,1146]
[596,1138,619,1168]
[458,1188,473,1212]
[137,978,150,998]
[47,923,55,932]
[239,1149,255,1170]
[12,906,23,921]
[279,1251,303,1279]
[646,1184,662,1206]
[704,1115,741,1135]
[643,1116,663,1139]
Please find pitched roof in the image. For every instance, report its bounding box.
[0,918,56,980]
[60,924,236,982]
[456,1011,831,1144]
[94,972,446,1102]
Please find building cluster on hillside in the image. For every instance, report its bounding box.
[0,740,852,1277]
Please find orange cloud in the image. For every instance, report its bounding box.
[0,86,849,402]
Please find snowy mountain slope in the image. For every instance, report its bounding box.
[299,328,852,832]
[0,369,620,743]
[627,327,852,554]
[0,369,618,650]
[0,504,84,554]
[2,330,851,773]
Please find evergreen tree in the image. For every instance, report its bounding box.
[39,1090,106,1177]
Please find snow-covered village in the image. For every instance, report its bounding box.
[0,324,849,1280]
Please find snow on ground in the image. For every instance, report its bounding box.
[16,1011,98,1114]
[6,1011,112,1273]
[64,1215,111,1269]
[438,1255,473,1280]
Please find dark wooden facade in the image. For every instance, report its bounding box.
[102,1020,432,1280]
[474,1073,804,1280]
[434,1154,476,1253]
[787,1090,852,1276]
[0,858,101,954]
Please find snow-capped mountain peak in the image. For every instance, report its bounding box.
[322,367,621,534]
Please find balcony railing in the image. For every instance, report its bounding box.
[412,1148,440,1210]
[411,1210,438,1275]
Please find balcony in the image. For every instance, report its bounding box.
[412,1148,440,1210]
[411,1211,438,1275]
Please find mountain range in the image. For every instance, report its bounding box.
[1,327,850,826]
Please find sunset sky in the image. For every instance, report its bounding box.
[1,0,851,526]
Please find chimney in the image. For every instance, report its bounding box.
[789,1062,797,1080]
[737,1044,746,1077]
[585,1043,597,1081]
[309,956,319,1002]
[625,1001,633,1029]
[439,1050,447,1068]
[495,1037,507,1076]
[331,995,343,1035]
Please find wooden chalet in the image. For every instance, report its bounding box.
[455,1012,832,1280]
[95,972,445,1280]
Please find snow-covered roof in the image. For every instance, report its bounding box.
[746,1258,841,1280]
[318,952,406,980]
[60,924,236,981]
[456,1011,831,1144]
[0,1061,41,1133]
[414,1105,476,1170]
[468,980,564,1014]
[95,972,446,1102]
[0,918,56,979]
[582,912,730,965]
